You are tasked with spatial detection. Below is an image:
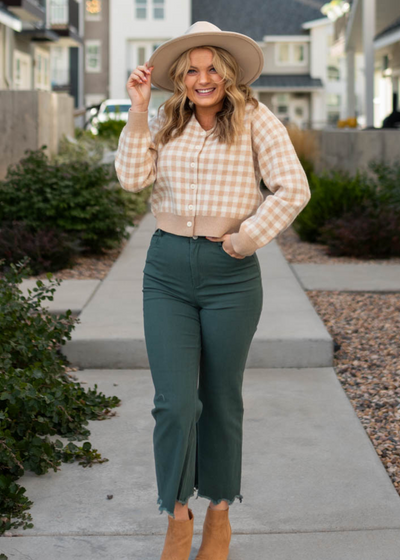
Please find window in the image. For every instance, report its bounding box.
[34,48,50,90]
[136,0,146,19]
[327,93,341,107]
[327,65,340,80]
[85,40,101,72]
[293,44,305,63]
[85,0,102,21]
[275,42,308,66]
[153,0,164,19]
[50,0,68,25]
[277,44,290,63]
[275,93,289,114]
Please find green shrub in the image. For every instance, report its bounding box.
[293,166,376,242]
[0,145,133,254]
[293,159,400,258]
[54,133,108,166]
[0,257,121,537]
[368,160,400,210]
[97,118,127,141]
[0,221,79,276]
[319,204,400,258]
[298,155,314,181]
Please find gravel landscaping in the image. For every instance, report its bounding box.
[276,223,400,496]
[307,290,400,495]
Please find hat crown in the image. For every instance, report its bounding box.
[183,21,222,36]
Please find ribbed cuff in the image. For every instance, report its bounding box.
[126,108,149,133]
[230,228,261,256]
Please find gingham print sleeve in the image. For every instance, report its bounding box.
[230,103,311,256]
[114,108,162,192]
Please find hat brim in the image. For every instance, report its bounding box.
[147,31,264,92]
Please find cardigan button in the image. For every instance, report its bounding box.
[187,221,192,227]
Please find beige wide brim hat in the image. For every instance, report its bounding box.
[147,21,264,92]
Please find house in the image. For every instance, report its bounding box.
[109,0,191,118]
[330,0,400,128]
[0,0,52,90]
[0,0,84,118]
[192,0,340,129]
[84,0,110,109]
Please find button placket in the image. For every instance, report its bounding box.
[187,132,205,236]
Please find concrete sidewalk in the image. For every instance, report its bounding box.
[292,263,400,292]
[2,368,400,559]
[62,212,333,369]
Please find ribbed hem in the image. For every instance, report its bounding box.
[230,228,261,257]
[126,108,149,133]
[154,212,261,256]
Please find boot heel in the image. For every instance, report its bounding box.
[160,508,194,560]
[195,506,232,560]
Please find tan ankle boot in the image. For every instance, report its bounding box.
[195,506,232,560]
[160,508,194,560]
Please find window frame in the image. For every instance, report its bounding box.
[275,42,308,67]
[85,39,102,73]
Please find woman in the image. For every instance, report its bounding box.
[115,21,311,560]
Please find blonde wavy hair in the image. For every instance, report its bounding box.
[153,46,259,147]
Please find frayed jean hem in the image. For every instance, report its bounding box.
[157,490,243,519]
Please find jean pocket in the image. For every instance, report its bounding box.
[218,241,241,260]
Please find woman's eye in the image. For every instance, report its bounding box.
[187,68,217,73]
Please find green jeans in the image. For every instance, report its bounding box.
[142,228,263,518]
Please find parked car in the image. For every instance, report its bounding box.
[90,99,132,135]
[88,98,160,134]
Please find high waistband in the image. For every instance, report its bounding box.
[154,228,211,242]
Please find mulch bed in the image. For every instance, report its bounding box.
[24,215,147,281]
[307,290,400,495]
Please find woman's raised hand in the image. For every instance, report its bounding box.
[126,61,154,112]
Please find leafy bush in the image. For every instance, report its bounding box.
[293,159,400,258]
[0,221,79,276]
[53,133,110,166]
[97,118,127,141]
[0,146,133,254]
[0,257,121,537]
[293,167,375,242]
[319,204,400,258]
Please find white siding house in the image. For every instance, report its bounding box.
[110,0,191,117]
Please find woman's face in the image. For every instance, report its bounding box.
[184,48,225,110]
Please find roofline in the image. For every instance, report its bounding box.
[263,35,311,42]
[374,26,400,50]
[0,8,22,31]
[302,17,331,29]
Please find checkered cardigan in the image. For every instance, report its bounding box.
[114,101,311,256]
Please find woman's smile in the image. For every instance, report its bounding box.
[195,87,216,96]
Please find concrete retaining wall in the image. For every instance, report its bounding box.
[0,90,75,180]
[311,129,400,177]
